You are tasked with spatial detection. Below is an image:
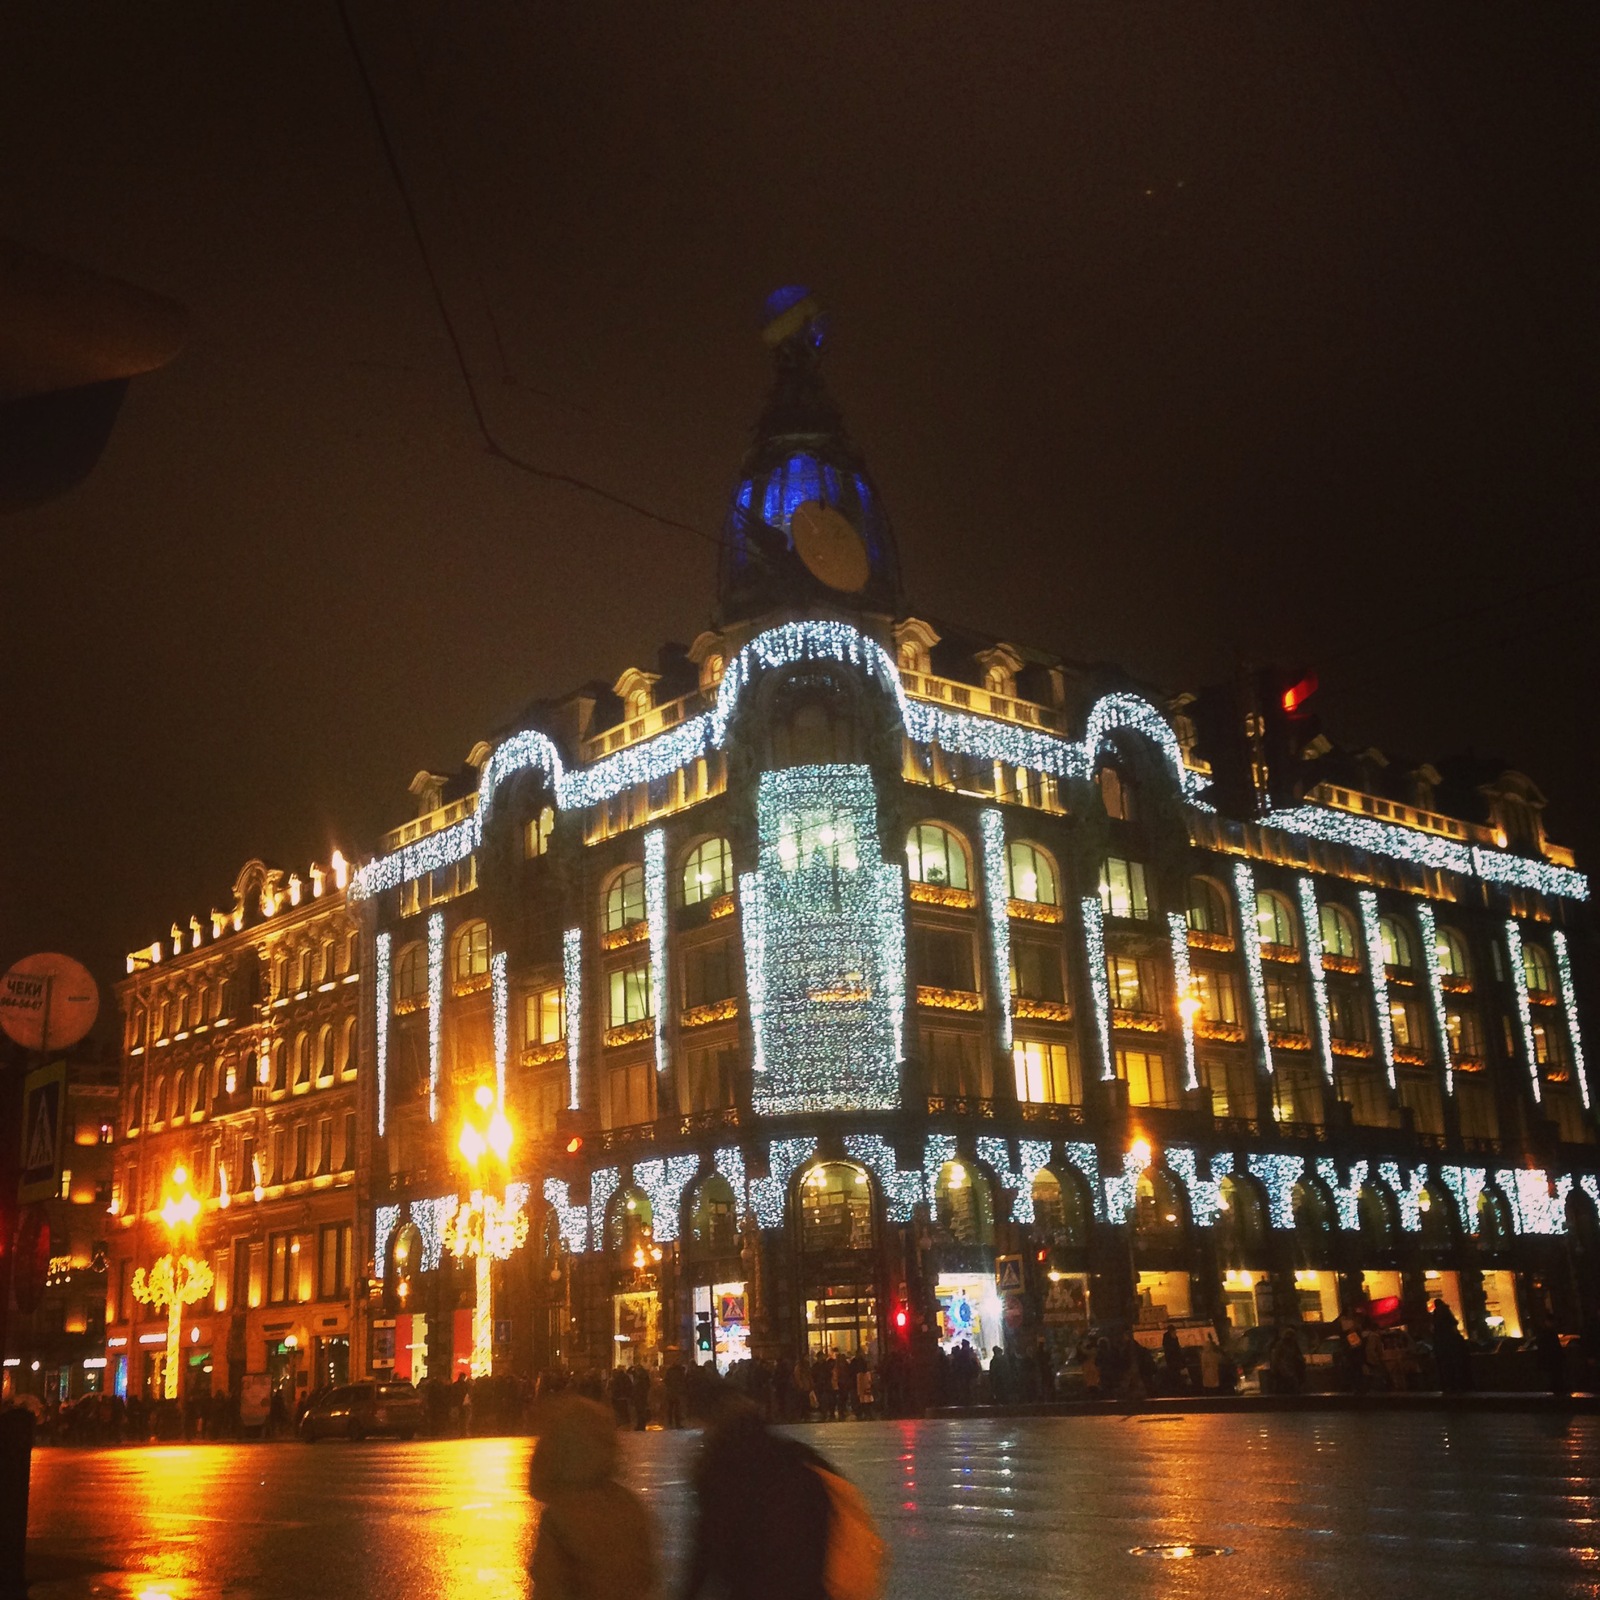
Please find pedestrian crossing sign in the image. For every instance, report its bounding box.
[994,1255,1023,1294]
[19,1058,67,1204]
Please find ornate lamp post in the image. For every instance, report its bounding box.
[131,1165,213,1402]
[445,1088,527,1378]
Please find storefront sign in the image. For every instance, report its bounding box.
[1043,1274,1089,1327]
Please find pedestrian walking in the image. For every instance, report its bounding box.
[663,1358,687,1429]
[529,1395,656,1600]
[608,1366,633,1428]
[629,1362,652,1431]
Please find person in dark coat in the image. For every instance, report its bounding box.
[681,1389,833,1600]
[608,1366,633,1427]
[629,1362,652,1431]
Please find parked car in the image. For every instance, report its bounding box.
[299,1381,423,1441]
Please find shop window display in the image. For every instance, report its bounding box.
[934,1160,994,1246]
[799,1163,874,1253]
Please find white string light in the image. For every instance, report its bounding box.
[1316,1157,1366,1231]
[645,830,669,1077]
[374,933,391,1138]
[1167,1147,1229,1227]
[980,810,1013,1051]
[633,1154,700,1243]
[1296,877,1334,1084]
[491,950,508,1107]
[543,1178,588,1253]
[922,1133,958,1223]
[372,1202,400,1279]
[845,1134,925,1222]
[1413,900,1453,1098]
[1377,1160,1427,1233]
[974,1136,1053,1223]
[750,1137,817,1229]
[1233,862,1274,1077]
[1504,921,1541,1105]
[713,1146,748,1222]
[1167,911,1198,1091]
[1497,1168,1571,1235]
[1080,896,1112,1081]
[1064,1142,1104,1221]
[1358,891,1396,1089]
[426,913,444,1123]
[562,929,582,1111]
[1438,1164,1485,1235]
[1552,930,1591,1110]
[1470,846,1588,902]
[588,1166,620,1246]
[1103,1142,1152,1225]
[1247,1153,1305,1229]
[412,1194,455,1271]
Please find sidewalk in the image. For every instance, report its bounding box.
[929,1390,1600,1418]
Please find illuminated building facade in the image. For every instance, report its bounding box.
[106,855,361,1412]
[352,297,1599,1379]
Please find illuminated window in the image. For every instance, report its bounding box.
[1117,1048,1175,1108]
[1194,968,1238,1024]
[1522,940,1556,995]
[171,1070,187,1122]
[524,806,555,860]
[800,1163,874,1252]
[1435,928,1471,983]
[1132,1168,1186,1238]
[1005,841,1058,905]
[778,807,859,874]
[1532,1019,1570,1069]
[1107,954,1157,1013]
[1378,915,1416,970]
[339,1015,357,1077]
[1098,857,1149,921]
[1012,1038,1080,1105]
[606,1189,655,1254]
[1265,974,1307,1033]
[934,1161,994,1246]
[1319,902,1360,959]
[1446,1006,1483,1061]
[605,866,646,932]
[688,1175,739,1255]
[1031,1168,1090,1246]
[453,920,491,983]
[1216,1176,1266,1258]
[1389,996,1425,1051]
[1255,890,1298,950]
[607,956,653,1026]
[906,823,970,890]
[681,837,733,905]
[293,1033,311,1089]
[318,1222,351,1299]
[1098,766,1135,821]
[393,943,426,1006]
[1186,877,1230,937]
[525,985,566,1046]
[317,1024,335,1082]
[152,1076,167,1124]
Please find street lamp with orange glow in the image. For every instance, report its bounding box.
[131,1164,213,1402]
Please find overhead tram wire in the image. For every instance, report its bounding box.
[333,0,724,554]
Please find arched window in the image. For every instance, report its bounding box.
[293,1032,311,1089]
[1132,1168,1187,1243]
[1291,1180,1335,1257]
[1522,940,1556,995]
[1098,765,1135,821]
[393,943,426,1006]
[688,1176,739,1257]
[1378,916,1416,970]
[1319,903,1360,960]
[1435,928,1471,982]
[192,1066,209,1117]
[1418,1184,1457,1251]
[799,1163,874,1251]
[1005,841,1058,905]
[605,866,646,933]
[340,1015,358,1077]
[454,920,491,983]
[1477,1188,1513,1252]
[934,1160,994,1246]
[152,1076,168,1123]
[127,1084,143,1134]
[606,1189,655,1257]
[1255,890,1298,950]
[1031,1168,1090,1248]
[387,1223,424,1310]
[1356,1183,1393,1252]
[1186,877,1230,937]
[681,838,733,906]
[317,1024,336,1082]
[1216,1175,1267,1259]
[171,1070,187,1121]
[906,823,970,890]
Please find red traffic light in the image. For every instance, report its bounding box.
[564,1135,584,1155]
[1281,673,1319,715]
[894,1306,908,1330]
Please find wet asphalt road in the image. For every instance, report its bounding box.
[25,1412,1600,1599]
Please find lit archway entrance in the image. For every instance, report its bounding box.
[796,1162,880,1362]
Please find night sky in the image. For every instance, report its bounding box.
[3,2,1596,1022]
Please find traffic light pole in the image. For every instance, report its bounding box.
[0,1044,34,1600]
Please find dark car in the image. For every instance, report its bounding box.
[299,1381,424,1442]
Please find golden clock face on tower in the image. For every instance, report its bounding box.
[790,500,870,593]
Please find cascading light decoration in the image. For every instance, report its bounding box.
[1358,891,1396,1089]
[374,932,391,1137]
[1064,1142,1105,1220]
[1498,1168,1571,1236]
[974,1136,1053,1224]
[750,1137,818,1230]
[542,1178,589,1254]
[562,928,583,1111]
[1438,1165,1486,1236]
[1079,896,1112,1081]
[426,913,444,1122]
[588,1166,620,1248]
[1582,1173,1600,1218]
[1469,846,1587,902]
[1552,930,1591,1109]
[633,1155,700,1243]
[979,810,1013,1050]
[921,1133,958,1223]
[372,1202,401,1280]
[411,1193,456,1272]
[1102,1141,1153,1225]
[1503,921,1541,1104]
[713,1146,748,1222]
[1377,1160,1428,1233]
[1248,1153,1306,1229]
[1296,877,1334,1084]
[1084,691,1208,803]
[491,950,509,1106]
[844,1134,925,1222]
[1232,862,1274,1077]
[1414,900,1453,1097]
[1166,911,1198,1091]
[740,765,904,1116]
[644,830,669,1078]
[1316,1156,1367,1232]
[1166,1147,1230,1228]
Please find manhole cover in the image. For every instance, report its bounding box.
[1129,1544,1234,1559]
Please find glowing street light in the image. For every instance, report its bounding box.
[132,1164,213,1401]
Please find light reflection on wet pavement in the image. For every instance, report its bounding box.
[27,1413,1600,1598]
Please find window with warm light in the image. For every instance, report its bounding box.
[1012,1038,1080,1105]
[1193,969,1238,1025]
[1117,1047,1175,1108]
[1378,915,1416,970]
[524,806,555,860]
[1522,940,1556,995]
[681,837,733,905]
[1005,841,1058,905]
[1319,902,1360,959]
[1256,891,1298,950]
[607,956,653,1026]
[526,984,566,1046]
[906,822,970,890]
[1107,954,1157,1013]
[1435,927,1471,983]
[605,866,646,932]
[1098,857,1149,921]
[393,943,425,1006]
[1186,876,1230,937]
[454,920,491,983]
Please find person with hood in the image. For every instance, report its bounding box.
[529,1395,657,1600]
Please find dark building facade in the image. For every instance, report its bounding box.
[259,304,1600,1384]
